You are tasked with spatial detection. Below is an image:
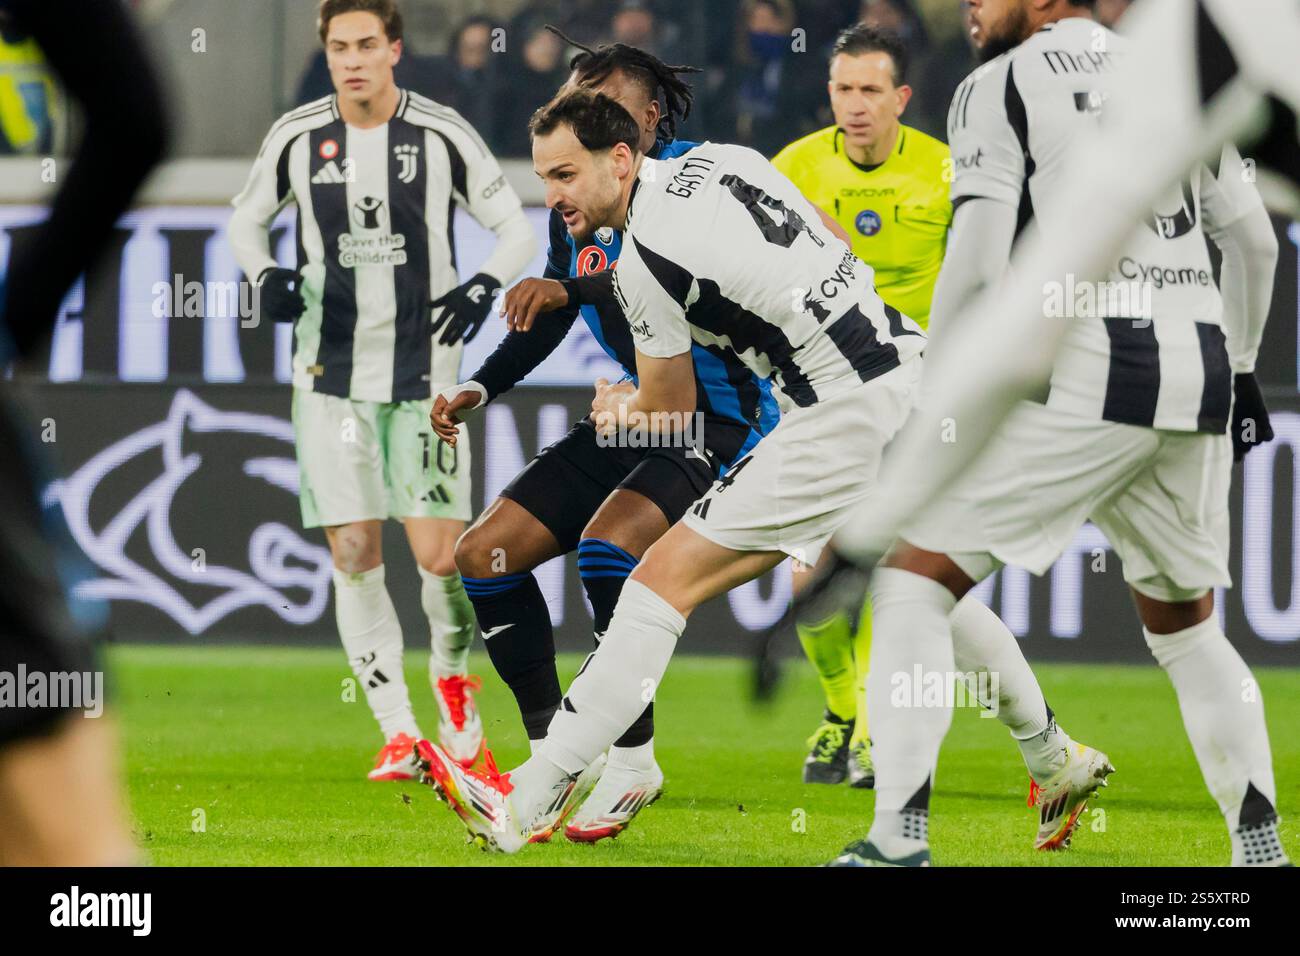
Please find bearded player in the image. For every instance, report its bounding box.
[822,0,1291,867]
[430,32,780,842]
[418,85,1115,857]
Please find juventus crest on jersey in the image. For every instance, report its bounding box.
[613,142,926,412]
[231,90,522,403]
[946,17,1266,434]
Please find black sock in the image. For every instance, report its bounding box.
[462,571,559,741]
[577,537,653,748]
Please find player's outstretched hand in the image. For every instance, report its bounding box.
[430,381,488,446]
[1232,372,1274,462]
[430,273,500,346]
[499,277,570,332]
[254,267,305,324]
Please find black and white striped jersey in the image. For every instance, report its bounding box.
[946,16,1267,433]
[613,142,925,412]
[231,91,524,403]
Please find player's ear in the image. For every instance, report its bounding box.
[390,37,402,66]
[611,142,633,177]
[895,83,912,116]
[644,100,661,140]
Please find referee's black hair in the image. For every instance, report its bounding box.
[830,23,909,87]
[544,24,700,140]
[529,88,642,155]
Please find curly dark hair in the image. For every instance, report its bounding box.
[544,24,700,141]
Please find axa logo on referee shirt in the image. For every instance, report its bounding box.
[855,209,882,236]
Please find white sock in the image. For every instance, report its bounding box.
[1144,617,1280,844]
[866,567,956,856]
[539,579,684,776]
[950,595,1070,782]
[508,752,573,823]
[609,739,656,772]
[334,565,418,740]
[419,566,476,680]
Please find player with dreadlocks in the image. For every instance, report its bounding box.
[425,31,805,842]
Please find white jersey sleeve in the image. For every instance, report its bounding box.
[1200,143,1271,230]
[947,60,1025,211]
[614,230,695,359]
[229,118,301,281]
[1200,143,1278,373]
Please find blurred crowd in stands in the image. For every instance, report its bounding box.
[294,0,974,156]
[1,0,1135,159]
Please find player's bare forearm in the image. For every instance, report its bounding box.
[630,351,696,423]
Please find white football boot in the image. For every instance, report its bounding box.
[565,747,663,843]
[1029,742,1115,850]
[367,732,422,781]
[529,754,606,843]
[415,741,603,854]
[433,674,485,768]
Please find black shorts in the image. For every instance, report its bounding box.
[499,417,725,553]
[0,395,99,747]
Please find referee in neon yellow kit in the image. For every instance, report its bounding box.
[772,23,951,787]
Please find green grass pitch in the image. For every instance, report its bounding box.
[111,644,1299,866]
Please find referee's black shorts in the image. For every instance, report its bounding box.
[498,415,744,554]
[0,396,100,747]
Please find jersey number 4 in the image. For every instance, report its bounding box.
[691,454,754,520]
[720,175,825,249]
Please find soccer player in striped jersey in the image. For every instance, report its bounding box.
[430,33,780,842]
[822,0,1291,867]
[229,0,536,782]
[772,23,953,789]
[415,87,1087,855]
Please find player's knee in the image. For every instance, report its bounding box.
[453,523,501,578]
[1132,583,1214,636]
[881,541,980,600]
[626,552,696,618]
[327,523,381,574]
[419,550,458,578]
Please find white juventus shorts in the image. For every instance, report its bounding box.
[901,400,1232,601]
[292,388,472,529]
[682,358,922,565]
